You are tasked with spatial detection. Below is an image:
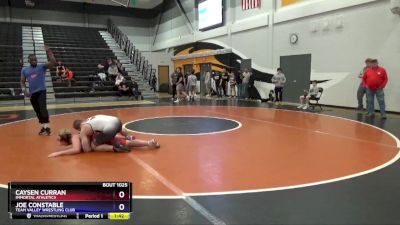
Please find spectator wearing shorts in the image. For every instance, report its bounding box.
[174,71,188,103]
[187,70,197,101]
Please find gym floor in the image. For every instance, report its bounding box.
[0,98,399,225]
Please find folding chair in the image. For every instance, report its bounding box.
[309,87,324,111]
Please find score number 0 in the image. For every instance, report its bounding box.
[118,191,126,211]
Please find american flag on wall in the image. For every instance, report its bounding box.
[242,0,261,10]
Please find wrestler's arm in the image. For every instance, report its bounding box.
[48,135,82,157]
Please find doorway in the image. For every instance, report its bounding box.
[279,54,312,103]
[158,65,169,93]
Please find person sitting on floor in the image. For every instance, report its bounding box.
[266,90,275,102]
[298,80,319,110]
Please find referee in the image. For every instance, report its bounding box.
[21,47,56,136]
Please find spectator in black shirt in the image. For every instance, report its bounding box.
[236,70,243,98]
[174,72,188,103]
[117,82,132,98]
[213,71,223,98]
[221,69,229,97]
[150,75,157,92]
[131,81,141,100]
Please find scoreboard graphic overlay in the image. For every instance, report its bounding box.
[8,182,132,220]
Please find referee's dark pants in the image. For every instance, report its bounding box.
[30,90,49,124]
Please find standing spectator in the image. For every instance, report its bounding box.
[236,70,243,98]
[242,68,252,100]
[363,59,388,119]
[298,80,319,110]
[214,71,223,98]
[228,70,236,98]
[174,70,188,103]
[357,58,372,110]
[210,71,217,96]
[271,68,287,105]
[150,75,157,92]
[184,71,190,95]
[204,68,211,97]
[221,69,229,97]
[170,67,181,100]
[56,61,66,79]
[20,47,56,135]
[187,70,197,101]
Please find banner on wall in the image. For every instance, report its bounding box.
[242,0,261,10]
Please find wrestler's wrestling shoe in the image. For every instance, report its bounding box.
[113,142,131,153]
[148,139,160,149]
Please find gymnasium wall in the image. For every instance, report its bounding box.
[153,0,194,50]
[271,0,399,111]
[152,0,272,51]
[0,4,154,51]
[141,51,174,76]
[150,0,400,112]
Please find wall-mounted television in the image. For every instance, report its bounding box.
[198,0,224,31]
